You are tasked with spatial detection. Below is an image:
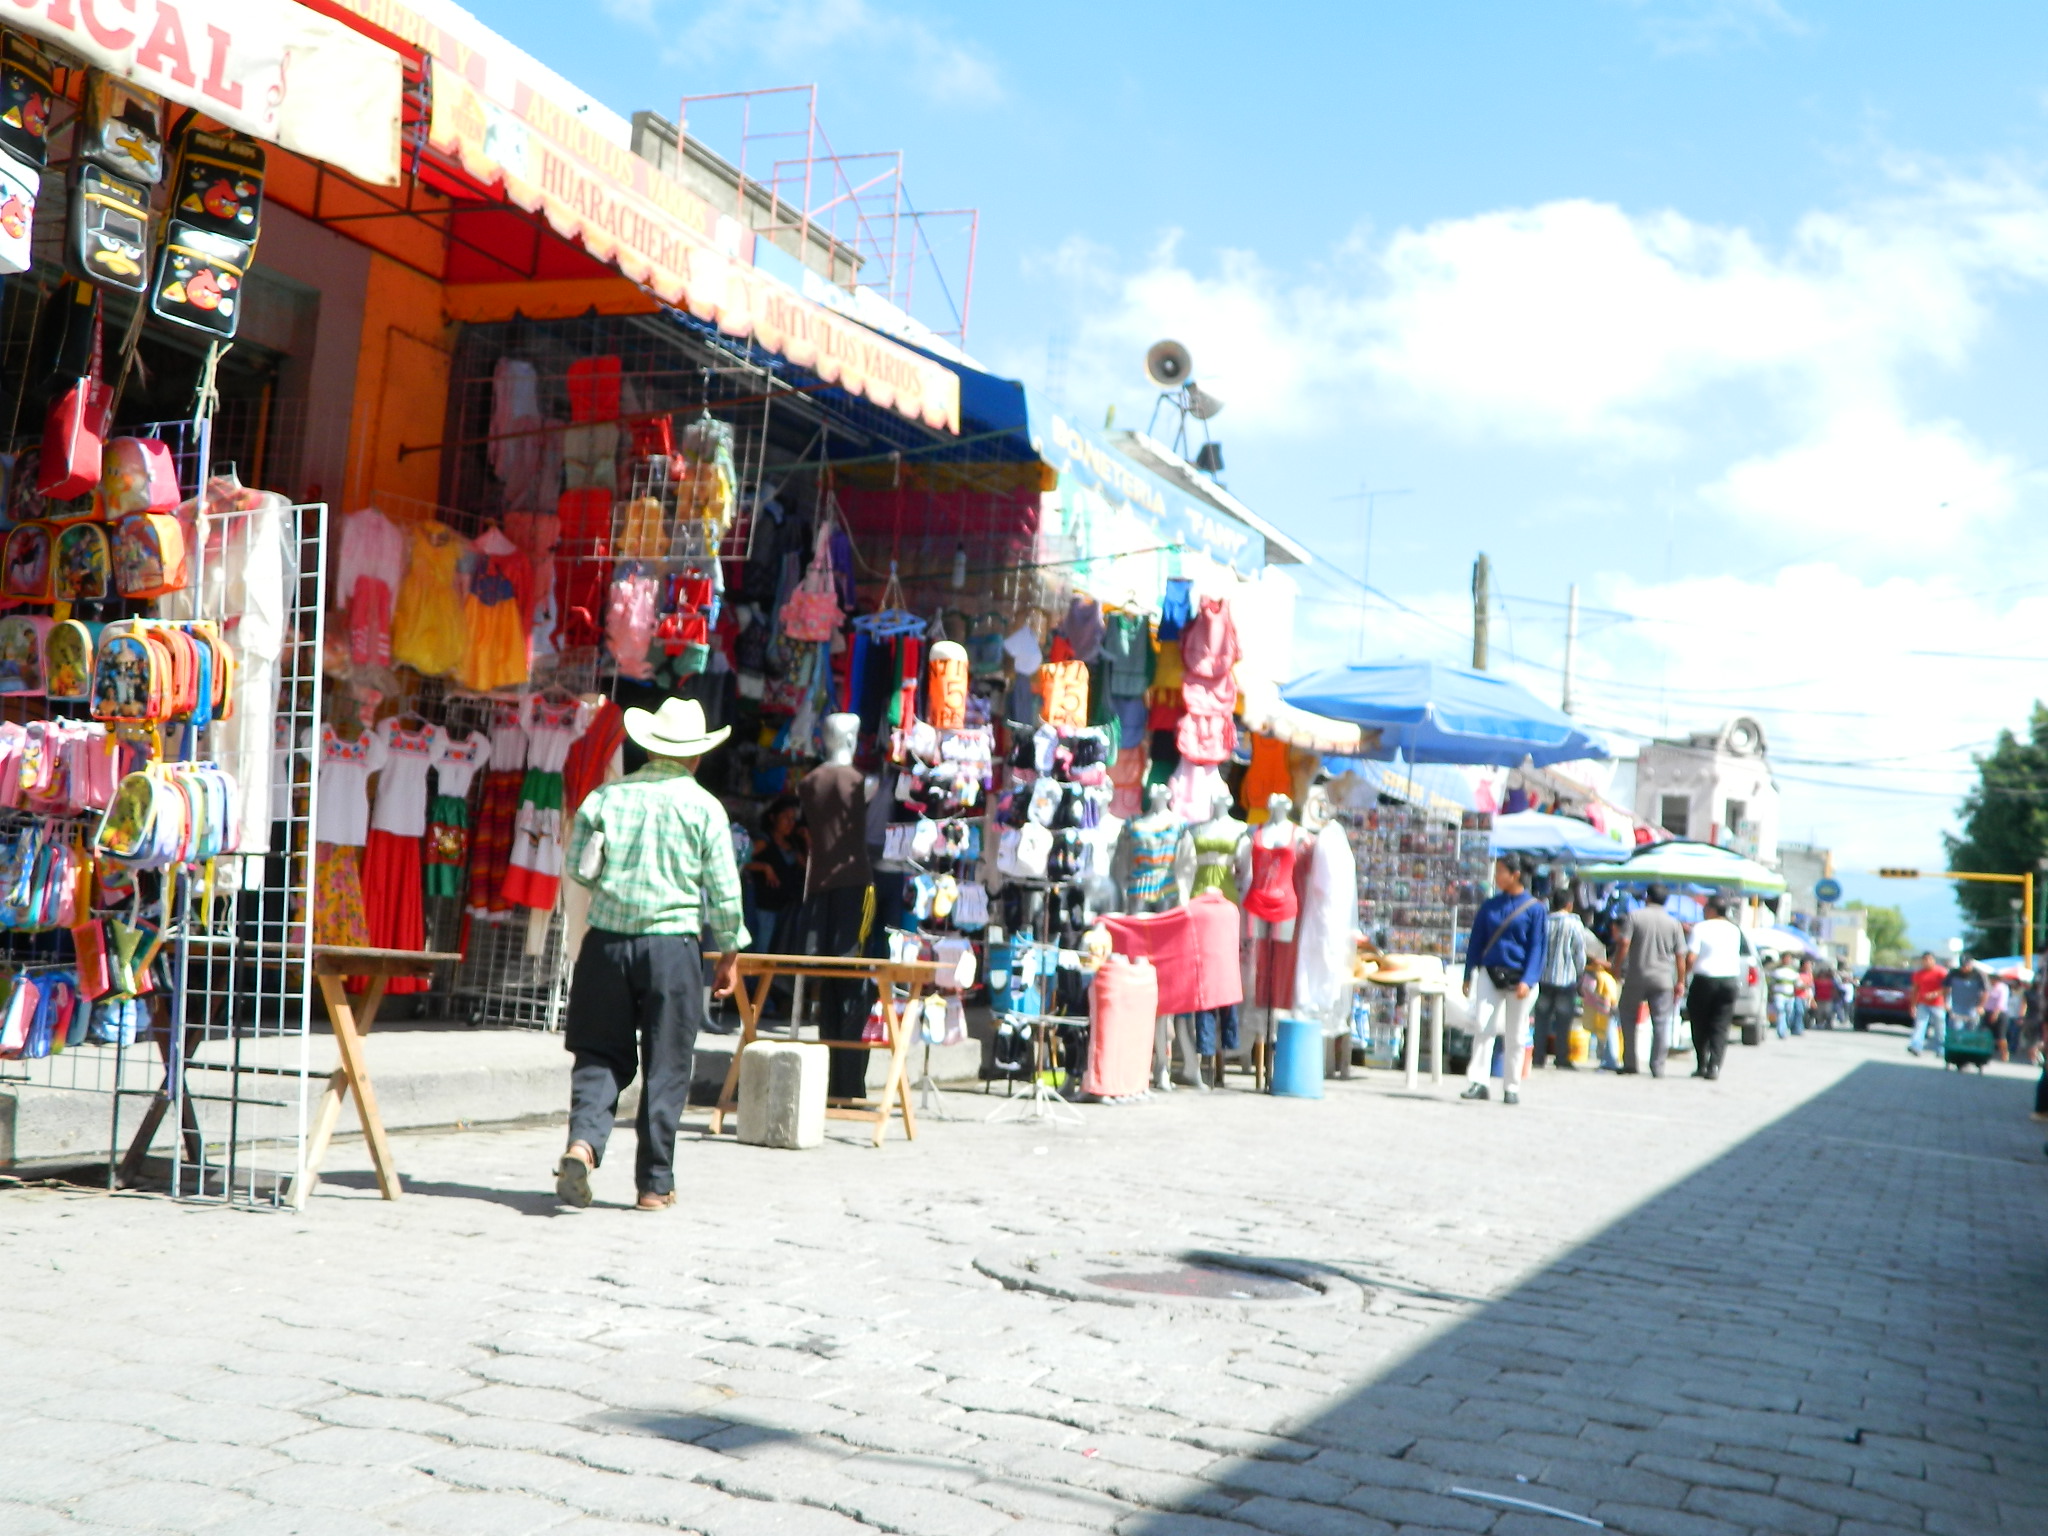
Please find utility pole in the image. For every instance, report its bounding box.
[1562,583,1579,714]
[1471,553,1491,671]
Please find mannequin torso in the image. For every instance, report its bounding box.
[1118,784,1182,912]
[1178,789,1248,904]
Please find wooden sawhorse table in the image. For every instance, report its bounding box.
[287,945,461,1210]
[707,953,941,1147]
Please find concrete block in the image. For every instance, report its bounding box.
[736,1041,827,1149]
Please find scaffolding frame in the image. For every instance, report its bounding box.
[676,85,980,347]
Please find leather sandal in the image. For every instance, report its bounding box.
[635,1190,676,1212]
[554,1143,594,1208]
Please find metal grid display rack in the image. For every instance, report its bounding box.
[0,420,327,1206]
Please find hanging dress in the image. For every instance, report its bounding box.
[312,723,385,949]
[335,508,409,669]
[1187,829,1242,902]
[500,694,592,911]
[466,700,528,919]
[359,717,448,993]
[455,527,534,692]
[390,522,469,677]
[424,731,492,900]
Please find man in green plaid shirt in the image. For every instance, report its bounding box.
[556,699,748,1212]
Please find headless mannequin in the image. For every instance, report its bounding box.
[1169,788,1248,1086]
[1111,783,1184,1091]
[1240,793,1313,1082]
[799,713,876,1102]
[1115,784,1182,915]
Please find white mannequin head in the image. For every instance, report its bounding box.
[1265,793,1293,826]
[1207,787,1236,824]
[822,713,859,766]
[1145,783,1170,817]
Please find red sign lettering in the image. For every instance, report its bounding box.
[200,22,239,107]
[78,0,136,49]
[135,1,197,87]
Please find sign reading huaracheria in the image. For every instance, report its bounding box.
[7,0,403,185]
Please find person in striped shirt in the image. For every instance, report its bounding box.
[1531,887,1590,1070]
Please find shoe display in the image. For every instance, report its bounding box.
[1460,1083,1489,1101]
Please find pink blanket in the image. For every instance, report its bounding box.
[1100,891,1243,1014]
[1084,956,1158,1099]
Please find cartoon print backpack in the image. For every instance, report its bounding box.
[0,32,56,169]
[101,438,178,517]
[4,522,50,601]
[169,129,263,240]
[150,224,249,339]
[112,511,187,599]
[53,523,109,603]
[0,614,44,694]
[81,72,164,186]
[91,620,171,723]
[68,162,151,295]
[43,620,90,702]
[0,142,35,278]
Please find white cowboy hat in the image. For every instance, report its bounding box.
[623,697,730,758]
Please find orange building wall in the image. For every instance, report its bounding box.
[344,253,455,516]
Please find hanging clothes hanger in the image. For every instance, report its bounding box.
[852,560,925,638]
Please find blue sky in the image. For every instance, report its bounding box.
[476,0,2048,945]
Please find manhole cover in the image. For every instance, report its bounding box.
[1085,1262,1319,1301]
[974,1244,1364,1311]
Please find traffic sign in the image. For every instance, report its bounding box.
[1815,877,1842,903]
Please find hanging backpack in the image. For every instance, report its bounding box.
[53,523,109,602]
[3,522,50,601]
[112,512,188,598]
[150,224,250,339]
[37,285,111,500]
[101,438,178,518]
[91,621,170,722]
[168,129,263,239]
[0,142,35,278]
[68,162,151,295]
[43,620,91,702]
[0,32,56,168]
[0,614,45,695]
[80,72,164,185]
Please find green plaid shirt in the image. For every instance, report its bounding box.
[567,760,750,945]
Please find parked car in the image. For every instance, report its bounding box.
[1854,966,1915,1031]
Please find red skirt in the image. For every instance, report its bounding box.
[467,769,524,916]
[358,829,428,994]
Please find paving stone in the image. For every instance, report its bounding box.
[205,1510,406,1536]
[237,1462,443,1510]
[64,1479,271,1531]
[382,1490,573,1535]
[1225,1495,1397,1536]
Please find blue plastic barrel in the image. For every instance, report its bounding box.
[1271,1015,1325,1098]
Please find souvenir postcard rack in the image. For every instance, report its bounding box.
[1342,803,1494,1068]
[0,417,326,1209]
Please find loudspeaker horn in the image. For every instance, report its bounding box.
[1144,339,1193,388]
[1185,383,1224,420]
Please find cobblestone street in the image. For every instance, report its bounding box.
[3,1029,2044,1536]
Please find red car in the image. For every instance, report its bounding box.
[1854,967,1915,1031]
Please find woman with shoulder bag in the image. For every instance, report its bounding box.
[1460,852,1547,1106]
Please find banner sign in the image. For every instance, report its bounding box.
[11,0,404,186]
[1037,411,1262,573]
[428,61,960,434]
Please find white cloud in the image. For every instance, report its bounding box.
[1618,0,1811,55]
[1047,169,2048,547]
[648,0,1001,106]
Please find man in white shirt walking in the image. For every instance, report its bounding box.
[1682,896,1744,1081]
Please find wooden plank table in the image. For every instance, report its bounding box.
[288,945,461,1210]
[707,953,943,1147]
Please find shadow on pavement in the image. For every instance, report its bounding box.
[313,1168,567,1217]
[1129,1060,2048,1534]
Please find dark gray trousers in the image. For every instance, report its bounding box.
[814,883,872,1100]
[1616,973,1676,1074]
[566,929,702,1197]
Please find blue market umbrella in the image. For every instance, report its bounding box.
[1280,658,1610,767]
[1489,810,1630,863]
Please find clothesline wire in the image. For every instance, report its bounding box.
[836,527,1186,590]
